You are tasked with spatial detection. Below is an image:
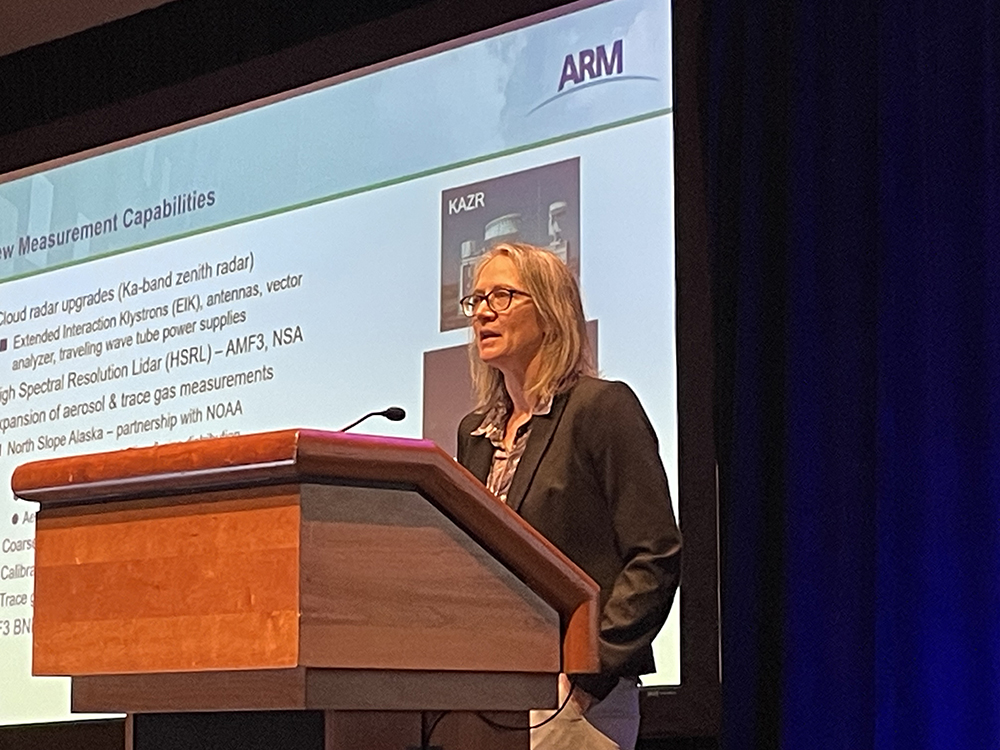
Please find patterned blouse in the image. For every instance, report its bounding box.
[470,398,552,506]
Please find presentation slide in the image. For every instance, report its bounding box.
[0,0,677,725]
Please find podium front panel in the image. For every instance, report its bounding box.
[298,483,561,674]
[32,480,562,678]
[33,486,302,676]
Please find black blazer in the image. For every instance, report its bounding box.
[457,377,682,698]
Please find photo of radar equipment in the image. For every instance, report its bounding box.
[439,158,580,332]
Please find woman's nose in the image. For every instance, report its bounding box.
[474,298,495,319]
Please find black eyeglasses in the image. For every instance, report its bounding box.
[460,287,531,317]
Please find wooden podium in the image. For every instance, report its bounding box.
[12,429,600,750]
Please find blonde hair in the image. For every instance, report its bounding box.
[469,242,596,413]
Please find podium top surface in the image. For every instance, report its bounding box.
[13,428,447,506]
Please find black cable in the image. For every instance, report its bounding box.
[473,678,578,733]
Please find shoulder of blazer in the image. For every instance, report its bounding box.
[540,376,623,426]
[562,376,643,425]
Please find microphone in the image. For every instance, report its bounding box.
[339,407,407,432]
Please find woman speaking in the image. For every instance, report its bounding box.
[456,242,682,750]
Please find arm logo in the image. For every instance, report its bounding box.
[529,39,658,114]
[559,39,623,91]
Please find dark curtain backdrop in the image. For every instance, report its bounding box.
[705,0,999,747]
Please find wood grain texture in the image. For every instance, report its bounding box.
[295,430,600,672]
[306,670,555,711]
[16,429,599,673]
[12,430,302,496]
[72,669,308,713]
[70,669,554,713]
[299,517,560,673]
[34,492,301,675]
